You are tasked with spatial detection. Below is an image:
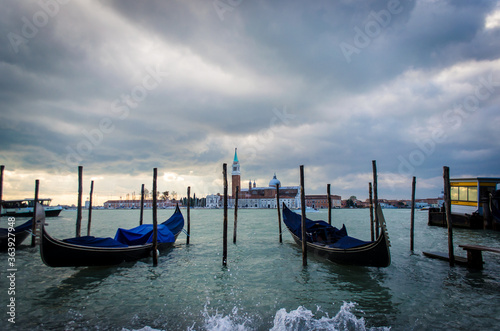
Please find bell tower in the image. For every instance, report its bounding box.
[231,148,241,198]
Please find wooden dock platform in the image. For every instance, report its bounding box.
[422,251,468,266]
[424,245,500,269]
[458,245,500,270]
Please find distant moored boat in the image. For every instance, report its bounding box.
[1,198,63,217]
[428,177,500,230]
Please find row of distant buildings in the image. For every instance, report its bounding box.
[350,198,440,209]
[101,196,439,210]
[205,190,342,209]
[102,199,177,209]
[102,149,440,210]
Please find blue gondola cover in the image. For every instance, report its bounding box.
[63,236,129,248]
[53,206,184,249]
[114,224,174,246]
[329,236,371,249]
[0,219,33,237]
[13,219,34,233]
[283,205,372,249]
[114,207,184,246]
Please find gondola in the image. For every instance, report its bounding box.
[40,205,184,267]
[0,205,44,251]
[0,218,33,251]
[282,204,391,267]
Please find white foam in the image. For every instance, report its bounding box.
[122,327,162,331]
[124,302,391,331]
[271,302,389,331]
[198,305,250,331]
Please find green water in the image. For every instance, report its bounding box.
[1,208,499,330]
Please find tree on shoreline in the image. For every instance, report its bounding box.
[347,195,358,208]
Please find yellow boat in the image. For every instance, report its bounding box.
[428,177,500,230]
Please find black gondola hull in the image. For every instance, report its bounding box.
[282,204,391,267]
[40,205,184,267]
[287,229,391,267]
[41,226,149,267]
[40,226,181,267]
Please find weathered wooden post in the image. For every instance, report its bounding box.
[443,166,454,267]
[223,163,228,266]
[87,180,94,236]
[139,184,145,225]
[0,165,4,216]
[369,182,374,241]
[187,186,191,245]
[76,166,83,237]
[276,183,283,243]
[34,201,44,246]
[233,186,239,244]
[152,168,158,266]
[31,179,39,247]
[300,165,307,267]
[410,176,416,251]
[327,184,332,226]
[372,160,379,238]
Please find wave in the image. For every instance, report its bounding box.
[124,302,391,331]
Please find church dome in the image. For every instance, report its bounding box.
[269,173,281,187]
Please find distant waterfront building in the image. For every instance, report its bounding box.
[223,148,301,209]
[206,194,221,208]
[305,195,342,209]
[103,199,177,209]
[235,179,301,209]
[210,149,344,209]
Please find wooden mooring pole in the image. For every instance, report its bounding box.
[187,186,191,245]
[152,168,158,266]
[410,176,416,251]
[87,180,94,236]
[327,184,332,226]
[31,179,39,247]
[276,183,282,243]
[443,166,454,267]
[0,165,4,216]
[300,165,307,267]
[223,163,228,266]
[233,186,239,244]
[139,184,145,225]
[369,182,374,242]
[372,160,379,238]
[76,166,83,237]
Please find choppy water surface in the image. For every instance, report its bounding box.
[1,208,499,330]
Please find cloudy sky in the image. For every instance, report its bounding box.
[1,0,499,206]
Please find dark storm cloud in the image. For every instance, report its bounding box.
[1,0,499,202]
